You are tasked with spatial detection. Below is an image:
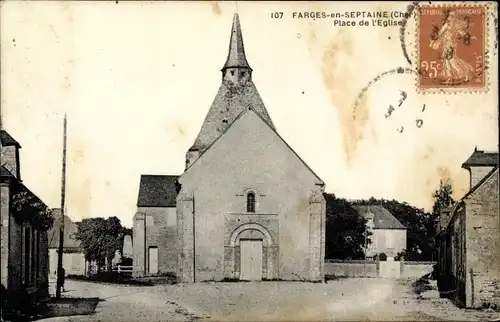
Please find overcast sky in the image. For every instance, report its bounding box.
[1,1,498,227]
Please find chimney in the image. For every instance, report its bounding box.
[462,148,499,189]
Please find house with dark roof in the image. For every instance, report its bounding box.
[1,128,51,305]
[133,13,326,283]
[47,208,86,276]
[435,148,499,309]
[352,205,407,259]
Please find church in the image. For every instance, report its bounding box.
[133,14,326,283]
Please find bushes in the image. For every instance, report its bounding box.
[373,253,388,261]
[67,272,153,286]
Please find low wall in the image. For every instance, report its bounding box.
[325,260,435,279]
[401,261,435,278]
[324,260,378,277]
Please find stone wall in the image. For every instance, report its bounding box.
[177,110,325,282]
[132,212,145,277]
[132,207,177,277]
[465,169,500,308]
[469,166,495,189]
[324,260,435,279]
[1,182,10,289]
[324,261,378,277]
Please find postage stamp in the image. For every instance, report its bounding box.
[416,3,488,93]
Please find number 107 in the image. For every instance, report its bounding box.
[271,12,283,19]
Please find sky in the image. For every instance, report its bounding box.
[1,1,498,227]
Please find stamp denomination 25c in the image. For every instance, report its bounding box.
[417,3,487,93]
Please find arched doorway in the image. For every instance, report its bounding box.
[227,223,277,281]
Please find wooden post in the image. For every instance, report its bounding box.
[56,114,67,300]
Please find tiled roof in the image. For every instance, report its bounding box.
[183,108,325,185]
[0,129,21,147]
[352,205,406,230]
[137,174,180,207]
[47,208,81,249]
[462,150,499,169]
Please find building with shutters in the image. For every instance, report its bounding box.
[352,205,407,259]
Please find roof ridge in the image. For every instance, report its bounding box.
[181,108,324,186]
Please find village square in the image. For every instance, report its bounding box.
[1,2,499,322]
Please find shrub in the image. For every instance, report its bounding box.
[67,272,153,286]
[378,253,388,261]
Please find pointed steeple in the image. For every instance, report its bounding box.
[222,13,252,71]
[185,13,274,169]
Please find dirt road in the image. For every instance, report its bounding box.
[40,277,498,321]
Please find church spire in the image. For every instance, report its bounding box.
[222,13,252,72]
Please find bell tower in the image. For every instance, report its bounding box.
[221,14,252,85]
[185,13,275,170]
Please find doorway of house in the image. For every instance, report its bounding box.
[239,239,263,281]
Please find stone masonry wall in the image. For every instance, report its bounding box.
[132,212,145,277]
[138,206,177,275]
[469,166,495,189]
[177,195,194,283]
[465,169,500,308]
[1,182,10,289]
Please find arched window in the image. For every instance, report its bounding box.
[247,192,255,213]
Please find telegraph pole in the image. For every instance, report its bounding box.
[56,114,67,300]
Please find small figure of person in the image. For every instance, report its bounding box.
[58,267,66,292]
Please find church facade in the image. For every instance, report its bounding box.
[133,14,326,283]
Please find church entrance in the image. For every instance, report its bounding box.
[225,222,278,281]
[240,239,262,281]
[239,239,263,281]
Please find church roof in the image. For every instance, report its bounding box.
[137,174,180,207]
[352,205,406,230]
[184,107,325,186]
[0,129,21,148]
[189,13,274,154]
[222,13,252,71]
[190,82,274,153]
[461,149,498,169]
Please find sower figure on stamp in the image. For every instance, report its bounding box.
[429,11,476,85]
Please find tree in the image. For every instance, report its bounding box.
[324,193,371,260]
[76,216,127,273]
[431,179,454,219]
[11,187,54,231]
[428,180,455,258]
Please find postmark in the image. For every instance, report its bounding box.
[416,3,489,94]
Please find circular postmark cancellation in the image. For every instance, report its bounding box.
[399,1,420,66]
[416,3,489,93]
[352,67,417,119]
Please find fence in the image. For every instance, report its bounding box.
[324,260,436,279]
[113,265,134,274]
